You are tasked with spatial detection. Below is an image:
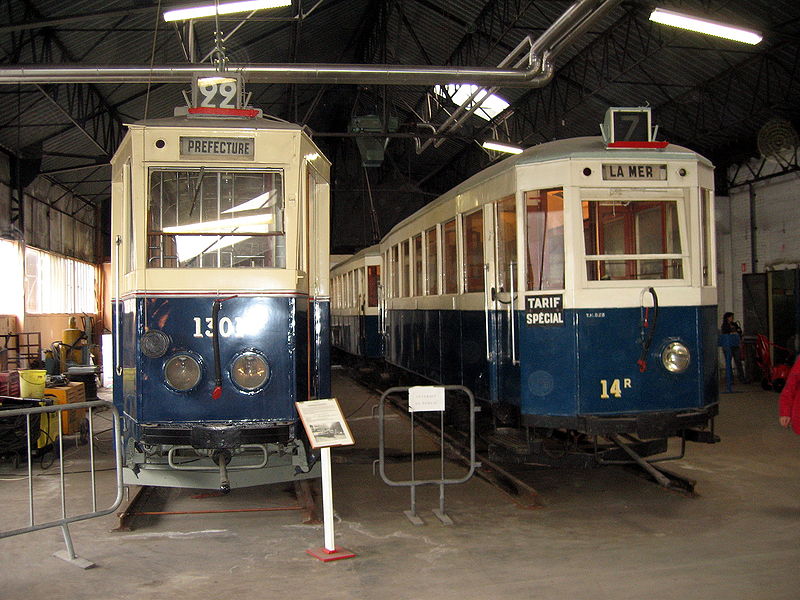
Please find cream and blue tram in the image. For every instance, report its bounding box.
[380,134,718,464]
[331,247,383,359]
[111,111,330,490]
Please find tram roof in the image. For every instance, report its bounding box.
[125,115,305,132]
[386,136,713,238]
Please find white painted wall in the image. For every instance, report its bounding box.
[716,165,800,327]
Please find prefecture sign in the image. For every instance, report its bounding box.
[525,294,564,327]
[602,163,667,180]
[180,137,255,160]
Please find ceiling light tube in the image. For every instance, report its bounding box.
[164,0,291,22]
[649,8,762,45]
[482,140,524,154]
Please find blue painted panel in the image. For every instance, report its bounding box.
[313,300,331,398]
[518,312,579,417]
[423,310,442,381]
[577,306,708,414]
[119,295,304,425]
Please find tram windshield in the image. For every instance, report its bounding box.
[583,198,683,281]
[147,168,284,268]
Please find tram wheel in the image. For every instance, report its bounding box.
[772,379,785,393]
[761,377,772,391]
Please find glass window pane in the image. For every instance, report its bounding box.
[148,169,284,269]
[425,227,438,295]
[391,245,400,298]
[463,210,484,292]
[367,265,380,306]
[443,219,458,294]
[495,195,516,292]
[583,199,683,280]
[413,235,423,297]
[401,240,410,297]
[526,189,564,290]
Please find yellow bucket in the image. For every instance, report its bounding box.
[19,369,47,399]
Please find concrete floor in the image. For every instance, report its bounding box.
[2,374,799,600]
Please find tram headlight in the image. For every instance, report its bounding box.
[164,353,203,391]
[230,350,269,392]
[661,342,691,373]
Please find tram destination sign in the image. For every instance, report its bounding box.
[525,294,564,327]
[180,136,255,160]
[602,163,667,180]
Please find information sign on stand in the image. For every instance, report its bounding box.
[296,398,356,562]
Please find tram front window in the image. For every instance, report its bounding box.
[148,169,285,268]
[583,198,683,281]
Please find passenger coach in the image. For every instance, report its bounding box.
[111,91,330,491]
[377,115,718,468]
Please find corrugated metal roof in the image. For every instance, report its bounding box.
[0,0,798,249]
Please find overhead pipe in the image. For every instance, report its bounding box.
[419,0,619,154]
[0,1,620,89]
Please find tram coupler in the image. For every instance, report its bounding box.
[213,450,232,494]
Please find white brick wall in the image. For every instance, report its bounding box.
[716,170,800,326]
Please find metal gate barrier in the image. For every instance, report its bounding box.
[0,399,123,568]
[376,385,479,525]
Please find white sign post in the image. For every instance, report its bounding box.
[295,398,356,562]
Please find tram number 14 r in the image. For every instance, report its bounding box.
[600,378,632,399]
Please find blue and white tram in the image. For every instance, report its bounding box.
[379,135,718,464]
[331,247,383,359]
[111,110,331,490]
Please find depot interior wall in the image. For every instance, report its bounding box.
[715,170,800,328]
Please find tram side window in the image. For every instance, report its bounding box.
[526,189,564,290]
[391,245,399,298]
[367,265,380,307]
[401,240,410,297]
[425,227,438,295]
[495,195,516,292]
[583,199,683,280]
[413,234,423,297]
[442,219,458,294]
[701,188,713,286]
[148,169,285,268]
[463,210,484,292]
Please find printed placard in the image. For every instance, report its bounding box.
[408,386,445,412]
[295,398,355,449]
[525,294,564,327]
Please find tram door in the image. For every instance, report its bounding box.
[485,195,520,414]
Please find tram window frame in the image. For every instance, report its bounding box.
[425,226,438,295]
[495,195,517,293]
[582,196,684,282]
[463,209,485,293]
[700,188,714,286]
[442,218,458,294]
[401,239,411,298]
[391,245,400,299]
[147,167,286,269]
[525,188,565,291]
[367,264,380,307]
[413,234,423,297]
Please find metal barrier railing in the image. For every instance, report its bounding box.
[376,385,479,526]
[0,399,123,568]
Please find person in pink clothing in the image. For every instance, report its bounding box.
[779,358,800,434]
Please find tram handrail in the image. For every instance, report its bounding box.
[0,400,124,568]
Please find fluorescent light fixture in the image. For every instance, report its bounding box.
[482,140,524,154]
[434,84,509,121]
[164,0,291,22]
[649,8,762,45]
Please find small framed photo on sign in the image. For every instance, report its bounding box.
[295,398,355,449]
